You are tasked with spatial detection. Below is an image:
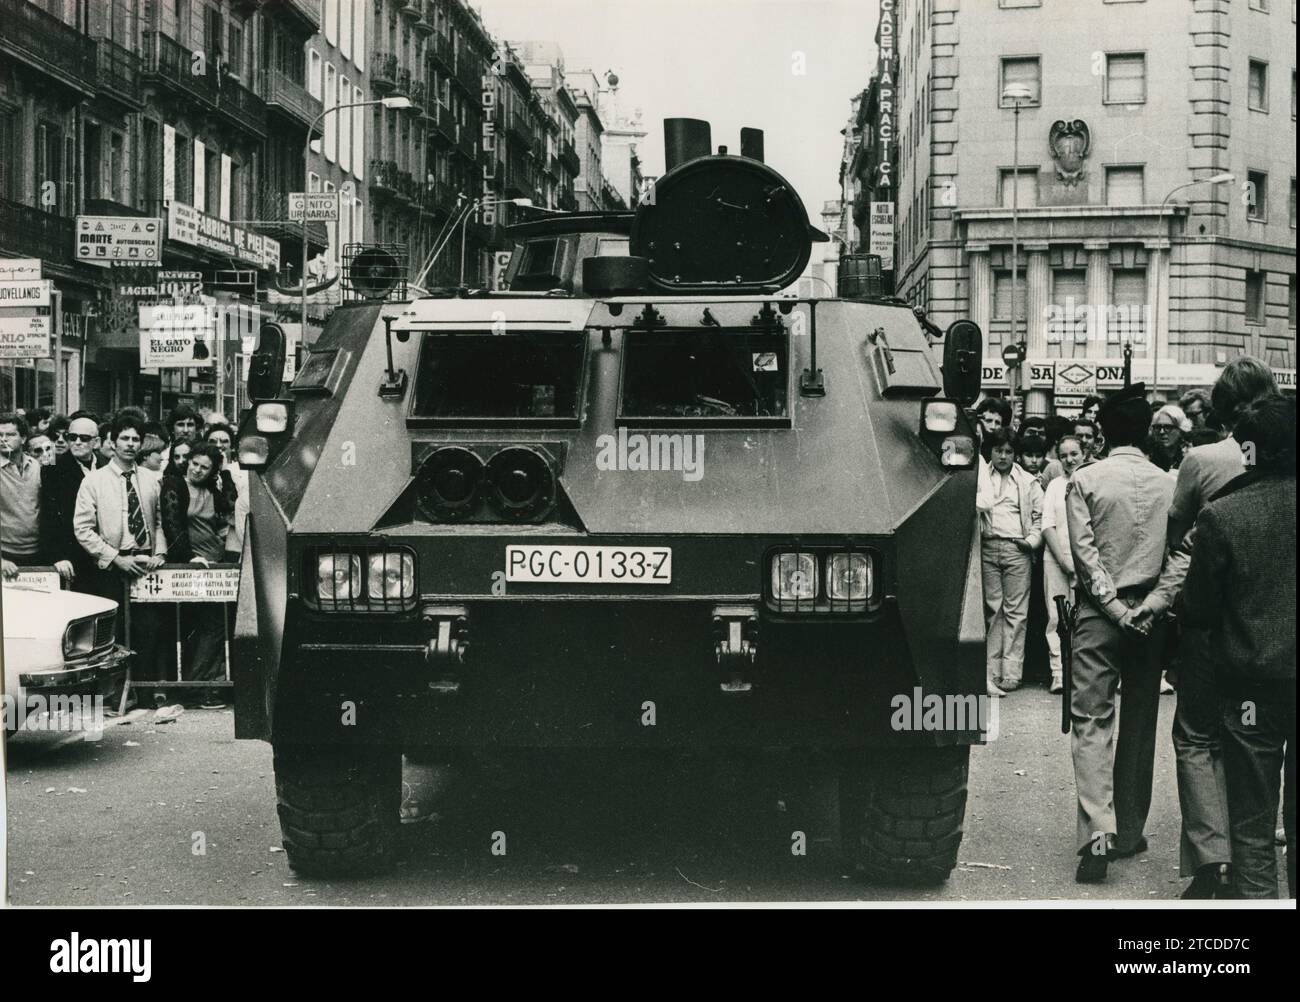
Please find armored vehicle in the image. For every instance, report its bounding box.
[234,118,987,883]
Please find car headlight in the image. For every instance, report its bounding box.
[317,553,362,602]
[255,402,290,434]
[922,400,959,433]
[771,553,817,601]
[368,552,415,600]
[62,617,97,659]
[827,553,872,601]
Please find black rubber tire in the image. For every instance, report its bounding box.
[841,745,970,886]
[273,743,402,877]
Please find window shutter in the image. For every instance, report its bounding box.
[1106,54,1145,103]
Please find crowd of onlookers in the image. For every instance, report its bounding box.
[973,357,1295,899]
[1,403,247,706]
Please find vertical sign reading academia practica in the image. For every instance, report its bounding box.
[874,0,896,268]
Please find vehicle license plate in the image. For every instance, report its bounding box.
[505,545,672,584]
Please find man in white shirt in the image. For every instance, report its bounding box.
[976,428,1044,695]
[1040,434,1086,692]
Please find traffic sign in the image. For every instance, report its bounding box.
[1001,342,1025,368]
[75,216,163,266]
[288,192,339,222]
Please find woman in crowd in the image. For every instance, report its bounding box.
[1150,404,1192,472]
[1039,434,1086,693]
[160,443,233,705]
[205,421,247,562]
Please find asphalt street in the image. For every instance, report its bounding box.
[3,686,1284,904]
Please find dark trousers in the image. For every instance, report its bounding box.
[181,603,226,683]
[1221,692,1296,899]
[1173,628,1231,876]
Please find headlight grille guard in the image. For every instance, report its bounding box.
[762,541,884,616]
[301,539,419,614]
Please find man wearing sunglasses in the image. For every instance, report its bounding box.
[38,412,106,589]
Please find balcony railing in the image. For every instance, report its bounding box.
[262,67,324,137]
[142,32,267,136]
[0,197,75,265]
[409,80,429,112]
[281,0,321,31]
[506,109,532,144]
[561,140,581,176]
[0,0,97,94]
[456,127,477,162]
[413,0,436,35]
[95,37,141,108]
[395,170,417,203]
[396,67,412,95]
[429,32,455,72]
[454,54,481,95]
[544,154,560,178]
[369,160,400,195]
[398,0,422,19]
[371,51,399,91]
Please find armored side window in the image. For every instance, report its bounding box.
[618,329,790,427]
[410,332,586,426]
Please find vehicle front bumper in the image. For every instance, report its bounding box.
[18,645,132,693]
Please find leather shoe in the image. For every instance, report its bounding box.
[987,681,1007,698]
[1049,674,1063,694]
[1076,851,1109,884]
[1111,836,1149,859]
[1181,863,1232,899]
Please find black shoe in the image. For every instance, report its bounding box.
[1076,851,1109,884]
[1111,836,1149,859]
[1181,863,1232,899]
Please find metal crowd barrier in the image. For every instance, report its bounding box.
[9,563,239,710]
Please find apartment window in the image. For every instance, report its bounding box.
[325,62,337,163]
[205,148,220,216]
[1048,270,1087,343]
[1000,57,1041,105]
[193,139,206,211]
[227,20,244,79]
[1106,166,1145,206]
[143,119,160,208]
[999,0,1041,7]
[1289,274,1297,328]
[230,158,244,220]
[109,132,125,204]
[1247,169,1268,220]
[324,180,337,274]
[325,0,337,46]
[1245,270,1266,324]
[354,0,365,71]
[993,271,1028,319]
[308,50,321,96]
[1105,53,1146,104]
[339,75,351,173]
[999,167,1039,207]
[340,0,352,60]
[174,132,193,204]
[0,110,15,201]
[354,86,365,179]
[84,123,103,200]
[354,198,364,248]
[1291,178,1297,227]
[1249,60,1269,111]
[308,171,320,194]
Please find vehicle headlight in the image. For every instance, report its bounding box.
[941,435,976,468]
[255,402,290,434]
[62,617,97,659]
[238,434,270,467]
[317,553,362,602]
[771,552,817,601]
[368,552,415,600]
[827,553,872,601]
[922,400,959,433]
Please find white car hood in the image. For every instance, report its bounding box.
[1,585,117,641]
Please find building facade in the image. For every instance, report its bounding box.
[889,0,1296,413]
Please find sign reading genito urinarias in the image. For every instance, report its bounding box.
[166,201,279,271]
[75,216,162,267]
[130,565,241,603]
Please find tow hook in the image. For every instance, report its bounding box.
[713,604,758,694]
[423,604,468,694]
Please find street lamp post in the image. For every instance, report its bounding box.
[301,97,411,345]
[1002,83,1032,420]
[1153,172,1234,398]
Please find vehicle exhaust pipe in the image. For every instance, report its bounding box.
[664,118,712,171]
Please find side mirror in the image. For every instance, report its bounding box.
[247,323,286,403]
[942,320,983,408]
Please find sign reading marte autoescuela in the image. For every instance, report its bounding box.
[130,565,240,603]
[76,216,162,266]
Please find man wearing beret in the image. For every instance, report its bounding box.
[1065,385,1190,883]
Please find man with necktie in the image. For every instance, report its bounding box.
[74,412,168,687]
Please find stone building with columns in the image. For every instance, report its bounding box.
[890,0,1296,415]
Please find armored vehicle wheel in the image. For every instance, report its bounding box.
[273,743,402,877]
[841,746,969,886]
